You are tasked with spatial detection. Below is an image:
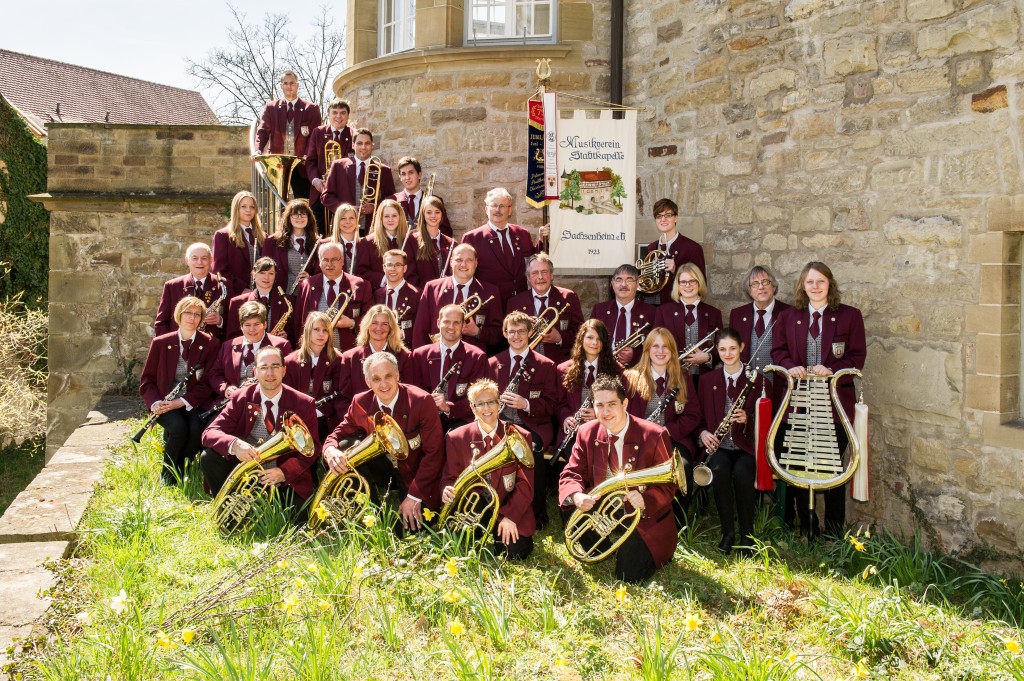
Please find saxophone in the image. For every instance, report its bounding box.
[199,280,228,333]
[694,366,758,487]
[270,286,293,337]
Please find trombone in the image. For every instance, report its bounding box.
[321,139,344,228]
[529,302,570,350]
[359,156,384,232]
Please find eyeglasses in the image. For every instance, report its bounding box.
[256,363,283,372]
[654,212,676,220]
[321,257,343,265]
[488,204,512,210]
[749,279,773,289]
[383,263,405,269]
[612,277,638,285]
[180,311,203,318]
[472,400,499,409]
[505,329,529,336]
[677,279,699,287]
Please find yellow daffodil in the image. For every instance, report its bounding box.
[445,558,459,575]
[276,559,290,570]
[684,613,701,631]
[293,577,305,588]
[362,514,377,528]
[444,590,461,604]
[861,565,878,579]
[156,632,178,650]
[1004,638,1022,654]
[852,539,865,552]
[184,505,194,514]
[448,620,465,636]
[280,594,300,615]
[314,505,329,522]
[181,630,195,644]
[554,657,568,668]
[318,599,330,611]
[852,660,870,677]
[786,650,797,663]
[422,507,435,521]
[353,566,364,579]
[711,630,722,643]
[306,563,319,575]
[109,589,128,615]
[615,584,629,604]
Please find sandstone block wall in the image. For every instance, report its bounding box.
[37,124,250,459]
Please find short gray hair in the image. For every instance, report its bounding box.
[362,351,399,379]
[484,187,513,206]
[743,265,778,300]
[319,240,343,259]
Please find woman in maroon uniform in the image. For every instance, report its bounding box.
[654,263,722,385]
[407,195,455,287]
[355,198,412,291]
[212,191,265,296]
[284,312,344,440]
[261,198,319,294]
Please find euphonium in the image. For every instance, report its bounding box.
[210,411,315,534]
[269,286,293,337]
[612,323,650,360]
[429,293,495,342]
[307,412,410,529]
[564,448,687,564]
[636,249,671,293]
[678,328,719,365]
[529,301,570,350]
[438,427,534,535]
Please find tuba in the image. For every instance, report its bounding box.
[211,412,316,534]
[564,448,687,564]
[438,427,534,535]
[636,249,671,294]
[529,302,570,350]
[307,412,410,529]
[762,365,863,509]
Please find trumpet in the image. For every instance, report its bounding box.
[438,427,534,535]
[636,249,671,294]
[678,328,719,365]
[269,287,293,337]
[612,323,650,359]
[563,448,687,563]
[696,365,759,487]
[429,293,495,342]
[529,302,570,350]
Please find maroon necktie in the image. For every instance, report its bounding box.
[357,162,366,187]
[484,434,497,452]
[192,278,203,297]
[727,376,738,401]
[586,365,596,388]
[388,235,398,250]
[379,404,392,416]
[344,243,354,271]
[500,229,515,266]
[181,339,192,360]
[296,237,305,254]
[614,306,627,344]
[243,343,255,367]
[286,102,295,120]
[755,309,766,336]
[441,348,455,382]
[260,294,270,309]
[810,311,821,340]
[326,280,337,308]
[455,284,467,306]
[333,130,341,142]
[386,288,395,310]
[404,196,415,221]
[536,295,547,315]
[656,376,666,397]
[684,304,695,326]
[608,434,620,472]
[508,355,521,386]
[264,400,276,434]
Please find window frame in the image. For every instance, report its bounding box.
[464,0,557,46]
[378,0,417,57]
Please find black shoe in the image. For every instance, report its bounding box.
[717,534,734,555]
[735,544,755,558]
[535,513,549,531]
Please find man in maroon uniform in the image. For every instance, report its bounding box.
[409,304,493,431]
[323,351,444,531]
[559,375,677,583]
[644,198,706,306]
[306,98,355,231]
[459,187,540,311]
[389,156,452,237]
[253,69,322,201]
[154,242,228,339]
[292,241,373,352]
[201,345,319,512]
[225,257,294,343]
[411,243,501,351]
[321,129,397,234]
[209,301,293,400]
[505,253,583,364]
[372,249,419,348]
[489,311,559,528]
[729,265,791,374]
[590,264,656,368]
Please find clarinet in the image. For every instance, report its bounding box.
[199,377,257,422]
[705,367,758,456]
[500,354,530,420]
[131,364,202,443]
[433,360,462,396]
[647,386,680,425]
[315,390,342,407]
[549,393,593,468]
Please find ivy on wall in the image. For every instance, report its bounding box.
[0,100,49,308]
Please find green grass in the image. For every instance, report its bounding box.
[0,437,45,515]
[5,427,1023,680]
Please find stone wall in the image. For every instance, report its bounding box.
[34,124,250,459]
[624,0,1024,560]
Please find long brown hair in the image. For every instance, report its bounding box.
[226,191,265,249]
[792,261,842,311]
[623,327,688,405]
[273,199,317,248]
[562,319,618,390]
[416,195,447,262]
[371,199,409,256]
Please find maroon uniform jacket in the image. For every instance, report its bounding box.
[405,233,455,288]
[770,304,866,421]
[442,421,535,536]
[291,272,373,352]
[655,300,723,374]
[254,97,322,160]
[729,300,793,365]
[589,299,657,368]
[409,341,494,423]
[412,276,502,350]
[154,273,229,339]
[354,235,419,292]
[506,286,584,365]
[201,382,319,499]
[372,281,420,348]
[209,333,293,397]
[321,157,397,214]
[212,227,258,298]
[260,234,319,294]
[283,350,346,431]
[225,288,295,345]
[336,344,413,413]
[559,416,678,568]
[390,190,453,238]
[624,372,702,455]
[645,234,707,305]
[325,384,445,509]
[555,360,623,427]
[460,224,539,311]
[305,124,356,200]
[489,349,559,447]
[140,331,220,411]
[696,367,762,456]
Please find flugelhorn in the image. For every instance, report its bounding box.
[529,302,570,350]
[564,448,687,564]
[612,323,650,360]
[678,328,719,365]
[695,365,759,487]
[308,412,409,529]
[269,287,293,337]
[211,411,315,534]
[429,293,495,342]
[438,427,533,535]
[636,249,671,294]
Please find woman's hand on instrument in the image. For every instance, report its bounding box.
[496,517,519,545]
[810,364,833,377]
[204,309,222,326]
[500,392,527,410]
[324,446,349,474]
[563,417,579,433]
[731,410,747,425]
[225,385,238,398]
[787,366,807,379]
[616,346,634,365]
[572,492,600,511]
[398,496,423,531]
[257,468,285,486]
[700,429,720,452]
[624,489,645,513]
[335,315,356,330]
[684,350,711,366]
[441,485,455,505]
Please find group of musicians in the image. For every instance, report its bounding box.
[138,71,867,583]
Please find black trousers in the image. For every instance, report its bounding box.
[158,408,205,484]
[495,533,534,560]
[199,447,303,519]
[773,422,850,537]
[671,444,696,528]
[559,508,656,583]
[289,170,311,206]
[708,447,756,541]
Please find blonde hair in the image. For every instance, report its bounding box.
[226,191,265,249]
[355,304,406,352]
[298,312,339,364]
[670,263,709,303]
[623,327,688,404]
[371,199,409,256]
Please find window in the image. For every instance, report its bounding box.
[466,0,555,44]
[380,0,416,56]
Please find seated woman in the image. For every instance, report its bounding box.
[355,198,412,292]
[139,296,221,484]
[441,379,535,559]
[621,327,701,523]
[696,328,762,555]
[284,312,345,441]
[655,263,722,386]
